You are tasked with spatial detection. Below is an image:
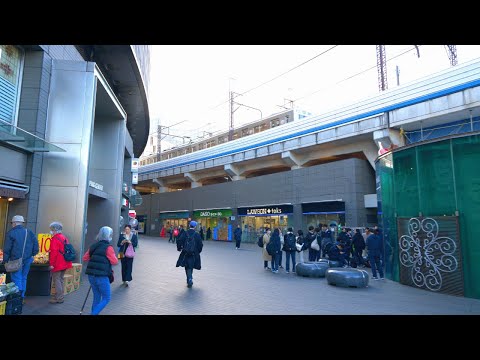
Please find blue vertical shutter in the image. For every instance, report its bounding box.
[0,77,16,123]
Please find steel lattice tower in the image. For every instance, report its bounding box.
[376,45,388,92]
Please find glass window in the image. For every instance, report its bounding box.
[0,45,23,125]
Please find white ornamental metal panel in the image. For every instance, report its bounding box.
[397,216,463,296]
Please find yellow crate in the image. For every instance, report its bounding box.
[0,301,6,315]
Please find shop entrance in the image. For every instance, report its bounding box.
[163,219,188,231]
[241,215,291,243]
[200,217,230,241]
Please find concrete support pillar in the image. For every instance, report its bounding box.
[224,164,243,177]
[363,141,381,169]
[153,178,168,193]
[185,172,203,188]
[232,175,245,181]
[281,150,305,169]
[373,128,405,150]
[224,164,246,181]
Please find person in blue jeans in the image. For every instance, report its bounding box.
[3,215,39,301]
[283,227,297,273]
[82,226,118,315]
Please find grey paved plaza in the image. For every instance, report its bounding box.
[21,235,480,315]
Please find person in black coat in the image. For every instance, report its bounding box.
[234,224,242,249]
[268,228,282,273]
[176,220,203,288]
[351,228,366,267]
[117,224,138,286]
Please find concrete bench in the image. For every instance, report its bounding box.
[295,262,329,278]
[318,258,342,268]
[325,268,369,288]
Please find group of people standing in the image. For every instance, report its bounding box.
[258,224,384,279]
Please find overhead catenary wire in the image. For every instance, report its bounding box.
[293,45,422,103]
[209,45,340,111]
[154,45,422,146]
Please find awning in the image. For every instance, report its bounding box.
[0,119,65,153]
[0,180,29,199]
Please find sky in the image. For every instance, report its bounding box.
[147,45,480,151]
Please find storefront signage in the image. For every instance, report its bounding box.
[132,173,138,185]
[37,233,51,253]
[159,212,189,219]
[193,209,232,218]
[238,204,293,216]
[88,180,103,191]
[302,201,345,214]
[131,158,139,173]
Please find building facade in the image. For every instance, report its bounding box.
[377,131,480,300]
[134,157,377,241]
[0,45,150,259]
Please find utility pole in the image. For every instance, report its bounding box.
[376,45,388,92]
[396,65,400,86]
[445,45,458,66]
[156,123,161,161]
[229,90,234,141]
[229,90,263,140]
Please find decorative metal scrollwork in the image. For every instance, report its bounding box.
[399,217,457,291]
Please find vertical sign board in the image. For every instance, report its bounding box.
[132,173,138,185]
[37,233,52,253]
[131,158,139,173]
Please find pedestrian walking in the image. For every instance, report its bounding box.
[82,226,118,315]
[176,220,203,288]
[234,224,242,249]
[117,224,138,286]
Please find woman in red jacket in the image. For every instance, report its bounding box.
[48,221,73,304]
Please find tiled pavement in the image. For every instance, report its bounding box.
[21,235,480,315]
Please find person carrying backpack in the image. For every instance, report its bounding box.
[48,221,73,304]
[176,220,203,288]
[283,227,297,273]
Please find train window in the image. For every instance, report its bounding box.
[206,140,216,148]
[242,128,249,137]
[254,126,261,133]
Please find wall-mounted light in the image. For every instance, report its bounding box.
[8,198,14,201]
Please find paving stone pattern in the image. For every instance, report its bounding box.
[21,236,480,315]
